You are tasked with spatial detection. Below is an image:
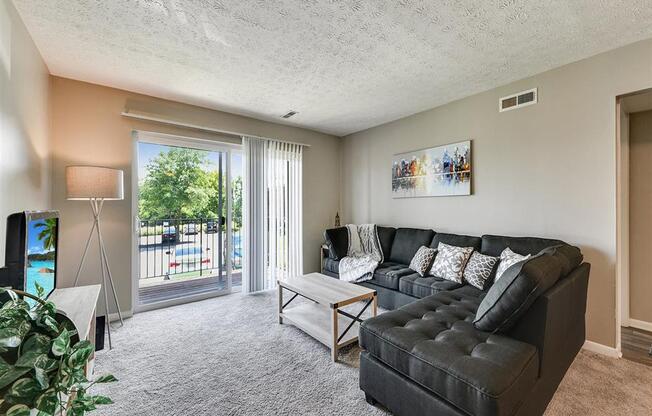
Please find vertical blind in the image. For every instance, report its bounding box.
[243,137,303,293]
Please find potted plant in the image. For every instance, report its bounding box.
[0,284,116,415]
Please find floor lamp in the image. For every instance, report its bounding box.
[66,166,125,349]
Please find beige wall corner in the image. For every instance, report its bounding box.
[0,2,51,265]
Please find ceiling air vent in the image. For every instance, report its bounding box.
[281,111,298,119]
[499,88,537,112]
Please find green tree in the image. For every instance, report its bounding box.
[139,148,213,219]
[138,148,243,229]
[34,218,57,251]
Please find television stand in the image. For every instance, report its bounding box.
[49,285,101,376]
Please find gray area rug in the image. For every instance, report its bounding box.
[93,291,652,415]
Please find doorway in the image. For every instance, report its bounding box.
[617,90,652,365]
[132,131,243,311]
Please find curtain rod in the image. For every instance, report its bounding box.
[121,110,312,147]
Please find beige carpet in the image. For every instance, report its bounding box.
[94,292,652,415]
[545,350,652,415]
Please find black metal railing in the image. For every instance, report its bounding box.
[138,218,242,281]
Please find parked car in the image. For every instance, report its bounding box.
[183,223,198,235]
[161,226,177,243]
[169,244,210,270]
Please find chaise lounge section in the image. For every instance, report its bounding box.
[322,226,590,416]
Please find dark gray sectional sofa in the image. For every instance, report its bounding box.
[321,227,590,416]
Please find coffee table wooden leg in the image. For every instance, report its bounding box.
[372,294,377,317]
[278,286,283,324]
[331,307,339,362]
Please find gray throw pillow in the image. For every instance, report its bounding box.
[463,252,498,290]
[473,246,563,333]
[429,242,474,283]
[408,246,437,277]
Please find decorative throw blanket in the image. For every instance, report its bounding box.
[339,224,384,283]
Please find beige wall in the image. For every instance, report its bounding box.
[0,2,51,264]
[342,38,652,348]
[628,110,652,324]
[50,77,341,314]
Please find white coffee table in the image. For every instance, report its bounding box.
[278,272,377,362]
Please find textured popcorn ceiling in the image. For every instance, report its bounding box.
[12,0,652,136]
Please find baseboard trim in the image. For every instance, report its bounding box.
[582,340,622,358]
[625,318,652,333]
[108,310,133,322]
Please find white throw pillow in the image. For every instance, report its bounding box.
[495,248,531,282]
[408,246,437,277]
[463,252,499,290]
[429,242,474,283]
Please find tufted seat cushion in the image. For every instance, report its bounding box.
[399,273,462,298]
[368,262,414,290]
[360,292,539,416]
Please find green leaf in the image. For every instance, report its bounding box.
[51,328,70,357]
[34,355,58,372]
[34,389,58,414]
[35,282,45,298]
[15,351,46,368]
[0,328,23,348]
[92,395,114,405]
[21,334,51,355]
[94,374,117,383]
[66,341,93,368]
[6,404,31,416]
[7,377,42,401]
[34,368,49,390]
[0,366,31,390]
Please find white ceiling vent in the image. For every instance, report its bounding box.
[499,88,537,112]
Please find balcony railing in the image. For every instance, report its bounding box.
[138,218,242,281]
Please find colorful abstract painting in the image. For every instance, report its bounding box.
[392,140,471,198]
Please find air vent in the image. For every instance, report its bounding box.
[281,111,298,119]
[499,88,537,112]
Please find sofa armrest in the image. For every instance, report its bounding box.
[506,262,590,380]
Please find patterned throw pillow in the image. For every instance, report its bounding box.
[463,252,499,290]
[495,247,531,282]
[408,246,437,277]
[429,243,474,283]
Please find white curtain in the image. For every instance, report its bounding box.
[243,136,303,293]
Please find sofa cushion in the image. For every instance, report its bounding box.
[495,248,531,282]
[360,293,539,416]
[548,244,583,277]
[371,262,413,290]
[389,228,435,265]
[323,258,339,274]
[324,227,348,260]
[377,226,397,260]
[464,251,499,290]
[430,232,482,251]
[408,246,437,277]
[474,247,563,333]
[399,273,462,298]
[429,242,474,283]
[481,235,565,257]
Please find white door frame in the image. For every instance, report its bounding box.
[131,130,241,313]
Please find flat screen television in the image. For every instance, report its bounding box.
[0,211,59,302]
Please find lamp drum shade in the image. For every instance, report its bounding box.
[66,166,124,200]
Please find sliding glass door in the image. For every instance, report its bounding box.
[133,132,242,311]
